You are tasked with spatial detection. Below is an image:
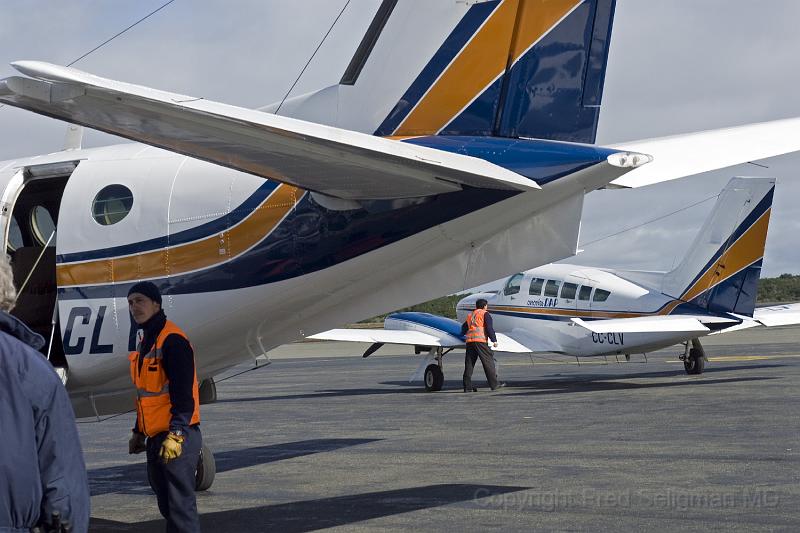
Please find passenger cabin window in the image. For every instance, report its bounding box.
[529,278,544,295]
[503,273,524,296]
[578,285,592,301]
[544,280,560,297]
[30,206,56,246]
[7,216,23,251]
[593,288,611,302]
[92,185,133,225]
[560,282,577,299]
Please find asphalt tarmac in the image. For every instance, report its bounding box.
[81,326,800,532]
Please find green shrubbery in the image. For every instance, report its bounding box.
[757,273,800,303]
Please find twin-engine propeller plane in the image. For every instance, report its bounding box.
[313,177,800,391]
[2,1,800,423]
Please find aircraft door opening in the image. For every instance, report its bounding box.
[2,162,77,376]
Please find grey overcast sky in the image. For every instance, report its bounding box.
[0,0,798,278]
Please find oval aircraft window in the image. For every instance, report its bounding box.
[30,206,56,246]
[92,185,134,225]
[7,215,23,251]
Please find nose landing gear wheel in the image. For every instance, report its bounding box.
[424,364,444,392]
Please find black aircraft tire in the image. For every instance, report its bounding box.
[195,444,216,491]
[684,349,705,375]
[424,364,444,392]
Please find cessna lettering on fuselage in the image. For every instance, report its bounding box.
[527,298,557,308]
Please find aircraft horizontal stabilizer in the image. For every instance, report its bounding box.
[571,316,712,334]
[753,303,800,327]
[608,117,800,188]
[0,61,539,200]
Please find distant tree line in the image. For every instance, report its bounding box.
[361,274,800,324]
[757,273,800,304]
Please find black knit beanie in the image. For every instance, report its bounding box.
[127,281,162,305]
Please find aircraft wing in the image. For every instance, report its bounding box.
[0,61,539,200]
[571,316,714,334]
[608,117,800,188]
[753,303,800,327]
[308,328,462,347]
[308,329,531,353]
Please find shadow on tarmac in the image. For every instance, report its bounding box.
[212,363,784,402]
[88,438,380,496]
[89,483,528,532]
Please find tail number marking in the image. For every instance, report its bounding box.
[591,332,624,345]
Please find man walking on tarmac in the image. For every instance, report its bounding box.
[127,281,201,532]
[461,298,504,392]
[0,255,89,532]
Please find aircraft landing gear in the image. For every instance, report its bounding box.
[195,443,216,491]
[411,346,451,391]
[424,364,444,391]
[147,442,216,493]
[680,338,706,375]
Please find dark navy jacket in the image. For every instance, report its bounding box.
[0,312,90,533]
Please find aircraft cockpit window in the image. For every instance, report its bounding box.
[560,282,577,299]
[578,285,592,301]
[593,288,611,302]
[7,215,23,251]
[92,185,134,226]
[503,273,524,296]
[529,278,544,295]
[544,280,560,297]
[30,206,56,247]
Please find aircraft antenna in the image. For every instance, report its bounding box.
[0,1,177,111]
[579,193,719,249]
[66,0,178,67]
[275,0,352,114]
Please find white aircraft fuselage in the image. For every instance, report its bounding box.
[456,263,733,358]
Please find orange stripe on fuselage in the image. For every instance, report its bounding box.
[491,305,645,320]
[56,184,302,287]
[680,208,771,302]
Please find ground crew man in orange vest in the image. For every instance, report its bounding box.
[126,281,201,532]
[461,298,503,392]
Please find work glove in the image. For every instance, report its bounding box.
[32,511,71,533]
[128,431,147,454]
[160,431,185,463]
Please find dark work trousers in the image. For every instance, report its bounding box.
[146,425,202,533]
[463,341,499,390]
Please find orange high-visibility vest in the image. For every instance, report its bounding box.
[465,309,488,343]
[128,320,200,437]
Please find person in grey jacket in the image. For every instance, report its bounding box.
[0,254,89,532]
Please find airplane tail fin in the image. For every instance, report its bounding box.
[662,177,775,317]
[275,0,617,144]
